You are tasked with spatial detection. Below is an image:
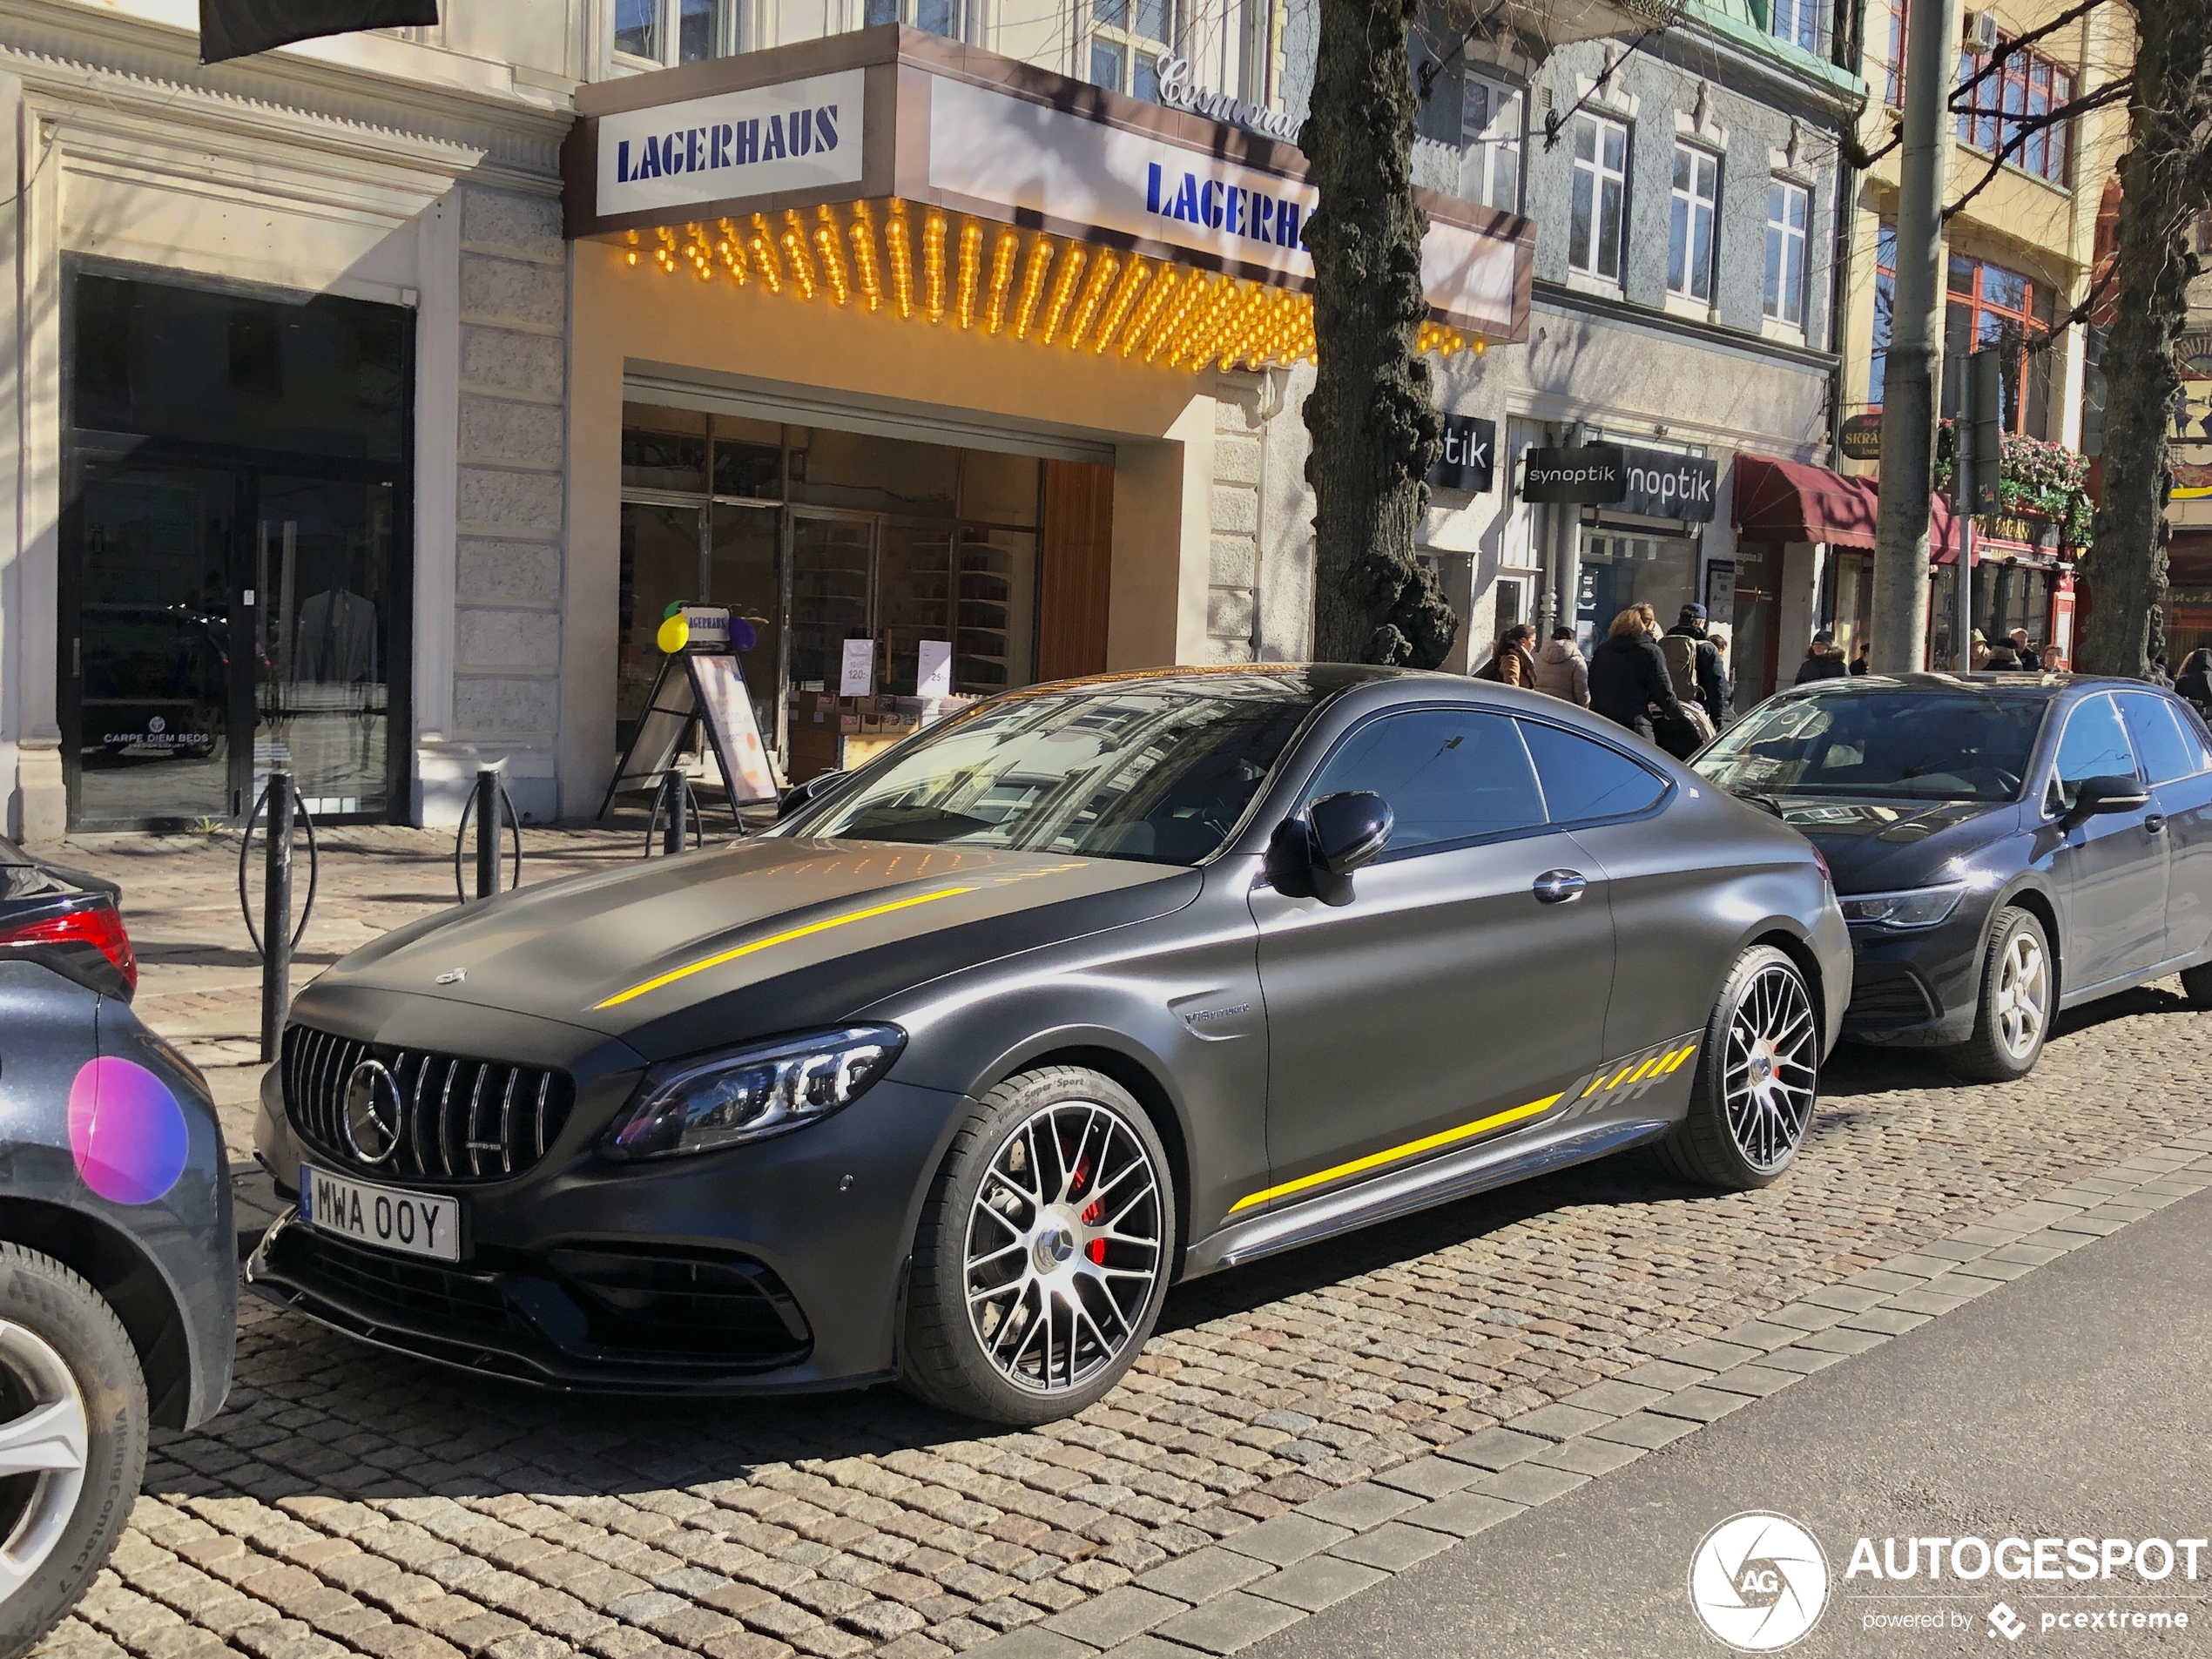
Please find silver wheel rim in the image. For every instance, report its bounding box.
[964,1101,1164,1396]
[1724,963,1818,1172]
[1994,928,2048,1061]
[0,1321,91,1607]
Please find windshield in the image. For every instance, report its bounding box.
[778,683,1312,863]
[1694,689,2048,802]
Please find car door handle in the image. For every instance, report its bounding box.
[1534,868,1588,904]
[2145,813,2167,835]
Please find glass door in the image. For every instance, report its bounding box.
[66,461,241,829]
[789,514,874,690]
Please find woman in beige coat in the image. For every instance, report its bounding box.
[1531,626,1591,706]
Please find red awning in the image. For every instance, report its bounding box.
[1732,453,1959,556]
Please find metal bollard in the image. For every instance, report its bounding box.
[662,769,689,856]
[475,768,502,900]
[260,772,293,1063]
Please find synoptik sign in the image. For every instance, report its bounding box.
[1521,442,1716,522]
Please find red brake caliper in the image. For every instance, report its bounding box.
[1070,1151,1108,1264]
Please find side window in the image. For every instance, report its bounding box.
[2053,694,2139,808]
[2119,693,2204,786]
[1306,708,1546,854]
[1519,719,1668,822]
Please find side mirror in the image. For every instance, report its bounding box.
[2061,772,2149,832]
[778,768,846,822]
[1307,791,1394,876]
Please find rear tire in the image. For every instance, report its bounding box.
[901,1068,1176,1426]
[2180,962,2212,1009]
[1656,945,1819,1190]
[1947,907,2053,1082]
[0,1244,148,1659]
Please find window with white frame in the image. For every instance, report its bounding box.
[1668,145,1718,302]
[613,0,728,65]
[1568,115,1629,284]
[866,0,965,37]
[1764,178,1811,327]
[1770,0,1824,55]
[1089,0,1173,100]
[1460,71,1524,213]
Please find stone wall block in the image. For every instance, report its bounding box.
[1213,435,1263,487]
[453,676,559,739]
[1210,535,1258,589]
[1211,484,1258,536]
[1208,587,1256,639]
[459,395,564,470]
[455,608,562,671]
[456,539,561,607]
[460,327,564,401]
[459,468,564,538]
[461,188,564,263]
[459,256,565,330]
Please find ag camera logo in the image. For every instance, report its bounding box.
[1690,1513,1830,1651]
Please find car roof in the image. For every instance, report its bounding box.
[1774,671,2156,701]
[1016,663,1425,701]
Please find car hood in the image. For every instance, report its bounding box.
[1764,796,2022,894]
[313,837,1199,1054]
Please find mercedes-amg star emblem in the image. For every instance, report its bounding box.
[342,1059,406,1165]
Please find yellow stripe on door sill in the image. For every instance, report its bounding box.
[591,887,977,1009]
[1228,1090,1564,1214]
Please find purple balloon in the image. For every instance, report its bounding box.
[732,617,759,652]
[67,1057,189,1205]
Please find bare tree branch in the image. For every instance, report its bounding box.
[1943,77,2134,218]
[1950,0,2108,109]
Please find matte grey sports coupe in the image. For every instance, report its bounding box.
[248,666,1849,1424]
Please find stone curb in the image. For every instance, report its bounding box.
[954,1137,2212,1659]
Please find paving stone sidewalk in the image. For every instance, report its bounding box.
[28,828,2212,1659]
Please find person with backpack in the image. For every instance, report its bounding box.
[1656,604,1724,756]
[1532,626,1590,706]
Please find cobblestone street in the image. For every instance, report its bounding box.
[30,828,2212,1659]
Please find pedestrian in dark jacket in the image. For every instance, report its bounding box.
[1849,643,1871,675]
[1662,604,1730,726]
[1476,623,1539,689]
[2177,648,2212,713]
[2007,628,2042,671]
[1794,630,1849,685]
[1589,604,1690,744]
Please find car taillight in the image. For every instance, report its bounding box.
[1809,845,1833,887]
[0,898,137,993]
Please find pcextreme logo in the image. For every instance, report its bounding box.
[1689,1513,1831,1651]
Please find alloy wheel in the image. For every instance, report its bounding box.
[1723,962,1818,1172]
[0,1320,91,1606]
[963,1101,1164,1395]
[1995,930,2049,1060]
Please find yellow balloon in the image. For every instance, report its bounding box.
[657,614,690,653]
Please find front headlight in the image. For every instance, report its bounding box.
[600,1025,906,1161]
[1838,884,1966,929]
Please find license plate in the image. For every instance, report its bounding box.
[300,1163,462,1262]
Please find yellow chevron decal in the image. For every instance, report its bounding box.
[592,887,976,1009]
[1230,1032,1703,1215]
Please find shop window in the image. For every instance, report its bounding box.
[1668,145,1718,304]
[1764,179,1809,329]
[1940,250,2056,437]
[1957,36,2074,185]
[866,0,964,37]
[612,0,728,68]
[1568,115,1629,285]
[1088,0,1172,101]
[1460,71,1524,214]
[1770,0,1825,57]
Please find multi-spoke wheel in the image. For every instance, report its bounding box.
[1657,945,1822,1189]
[0,1244,148,1659]
[903,1069,1176,1424]
[1951,906,2055,1082]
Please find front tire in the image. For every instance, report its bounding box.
[1947,906,2053,1082]
[902,1067,1176,1426]
[0,1244,149,1659]
[1656,945,1819,1190]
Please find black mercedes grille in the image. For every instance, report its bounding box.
[267,1225,537,1343]
[283,1024,575,1182]
[1844,964,1937,1027]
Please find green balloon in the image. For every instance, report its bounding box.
[664,600,687,620]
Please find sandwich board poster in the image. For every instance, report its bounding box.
[598,649,781,820]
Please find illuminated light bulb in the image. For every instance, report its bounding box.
[922,210,948,324]
[1120,264,1179,358]
[625,250,639,266]
[955,219,984,330]
[1011,233,1055,341]
[749,214,784,293]
[886,202,914,320]
[724,241,749,287]
[984,227,1021,335]
[846,203,883,312]
[1173,277,1236,368]
[1037,243,1087,346]
[1091,257,1148,355]
[813,223,851,306]
[1063,250,1117,350]
[1140,267,1202,361]
[779,211,818,300]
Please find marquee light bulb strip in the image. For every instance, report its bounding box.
[631,205,1487,371]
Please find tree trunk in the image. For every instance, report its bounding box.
[1300,0,1456,668]
[2076,0,2211,679]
